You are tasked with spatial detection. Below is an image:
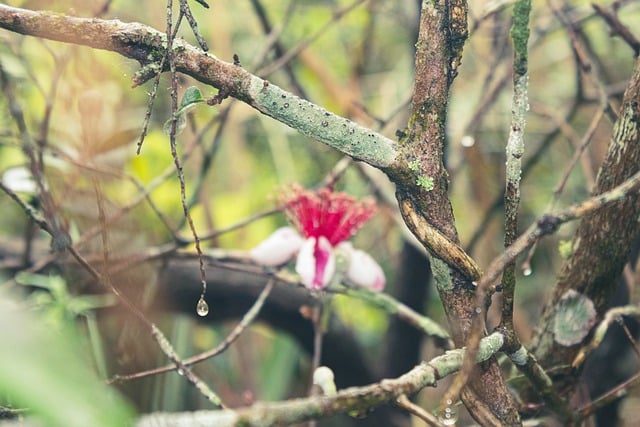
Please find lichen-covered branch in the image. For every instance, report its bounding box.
[136,333,505,427]
[501,0,531,330]
[0,5,397,168]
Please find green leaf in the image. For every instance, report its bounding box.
[163,87,204,135]
[177,86,204,115]
[0,294,135,426]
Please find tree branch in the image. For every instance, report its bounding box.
[0,4,397,168]
[530,56,640,391]
[388,1,521,424]
[135,332,505,427]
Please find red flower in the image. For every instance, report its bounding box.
[251,185,384,291]
[279,184,376,246]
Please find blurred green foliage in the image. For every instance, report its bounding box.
[0,281,133,426]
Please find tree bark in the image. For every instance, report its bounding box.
[531,57,640,394]
[387,1,521,425]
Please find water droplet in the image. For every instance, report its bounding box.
[348,128,355,134]
[437,401,458,426]
[461,135,475,147]
[475,306,482,314]
[177,368,185,376]
[196,297,209,317]
[522,265,532,276]
[321,121,329,127]
[283,103,289,108]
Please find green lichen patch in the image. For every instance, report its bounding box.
[553,289,597,346]
[416,175,434,191]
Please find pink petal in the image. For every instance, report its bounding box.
[250,227,303,266]
[296,237,335,290]
[341,243,385,291]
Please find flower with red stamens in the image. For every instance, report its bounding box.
[279,184,376,246]
[250,185,385,291]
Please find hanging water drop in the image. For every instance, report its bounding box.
[437,400,458,426]
[196,297,209,317]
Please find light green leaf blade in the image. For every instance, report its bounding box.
[0,294,135,427]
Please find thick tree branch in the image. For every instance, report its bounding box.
[0,5,397,168]
[135,332,506,427]
[388,1,521,424]
[531,56,640,392]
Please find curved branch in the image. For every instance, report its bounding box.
[0,5,397,168]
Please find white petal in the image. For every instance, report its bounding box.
[250,227,303,266]
[295,236,335,290]
[343,245,385,291]
[2,167,37,193]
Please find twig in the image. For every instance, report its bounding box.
[109,279,275,383]
[520,105,604,274]
[0,181,49,233]
[592,3,640,56]
[0,4,398,168]
[150,324,223,407]
[499,0,531,335]
[256,0,368,77]
[551,2,618,122]
[502,343,574,422]
[67,242,224,407]
[165,0,209,316]
[179,0,208,51]
[396,394,445,427]
[343,288,451,344]
[572,305,640,368]
[475,168,640,295]
[0,62,70,252]
[577,370,640,421]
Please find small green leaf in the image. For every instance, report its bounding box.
[177,86,204,115]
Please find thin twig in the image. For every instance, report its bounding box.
[577,371,640,421]
[476,168,640,296]
[179,0,208,51]
[165,0,209,314]
[109,279,275,383]
[572,305,640,368]
[592,3,640,56]
[256,0,369,77]
[396,395,445,427]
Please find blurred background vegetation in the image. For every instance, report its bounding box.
[1,0,640,426]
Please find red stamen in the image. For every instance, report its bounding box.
[279,184,376,246]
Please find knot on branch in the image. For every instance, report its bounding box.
[537,214,560,236]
